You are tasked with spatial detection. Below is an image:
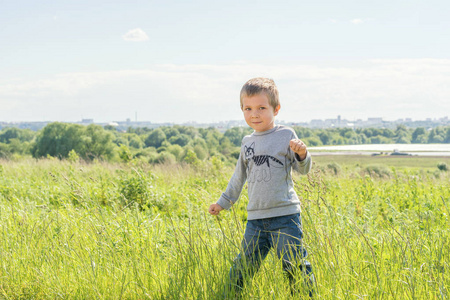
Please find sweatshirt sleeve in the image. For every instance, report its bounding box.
[290,130,312,175]
[216,150,247,210]
[293,151,312,175]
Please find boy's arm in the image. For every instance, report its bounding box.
[216,152,247,210]
[209,150,247,215]
[290,138,312,175]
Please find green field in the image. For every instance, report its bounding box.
[0,157,449,299]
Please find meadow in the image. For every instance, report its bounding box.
[0,156,449,299]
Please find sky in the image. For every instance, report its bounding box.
[1,0,449,124]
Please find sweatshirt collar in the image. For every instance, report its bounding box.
[252,125,279,136]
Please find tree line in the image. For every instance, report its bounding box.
[0,123,449,162]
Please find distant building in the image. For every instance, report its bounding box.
[310,119,324,128]
[2,115,449,131]
[367,117,383,123]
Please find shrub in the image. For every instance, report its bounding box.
[67,149,80,163]
[154,152,176,164]
[183,149,200,165]
[364,164,392,178]
[117,169,165,210]
[118,145,132,163]
[326,162,341,175]
[437,162,448,171]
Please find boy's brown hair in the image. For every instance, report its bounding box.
[240,77,280,110]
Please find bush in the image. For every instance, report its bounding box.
[437,162,448,171]
[183,149,200,165]
[117,169,165,210]
[326,162,341,175]
[118,145,132,163]
[364,164,392,178]
[154,152,176,164]
[67,149,80,163]
[0,143,11,159]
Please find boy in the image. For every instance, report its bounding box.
[208,77,314,297]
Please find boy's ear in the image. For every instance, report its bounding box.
[274,104,281,116]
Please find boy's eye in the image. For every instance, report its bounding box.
[245,108,251,111]
[259,107,266,110]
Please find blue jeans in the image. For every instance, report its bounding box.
[228,213,314,296]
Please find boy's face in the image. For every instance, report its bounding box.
[242,93,280,132]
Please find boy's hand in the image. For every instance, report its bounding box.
[208,203,224,216]
[290,139,308,161]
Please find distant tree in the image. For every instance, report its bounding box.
[32,123,114,160]
[193,144,208,160]
[127,127,152,135]
[371,128,384,137]
[80,124,115,160]
[370,135,391,144]
[144,129,166,148]
[303,136,322,147]
[113,136,129,147]
[412,127,427,143]
[128,134,144,149]
[162,127,180,139]
[0,143,10,159]
[205,129,222,151]
[0,127,35,144]
[362,128,373,138]
[394,125,410,144]
[293,127,313,138]
[0,128,20,143]
[219,136,235,157]
[318,131,332,145]
[168,134,190,147]
[32,123,84,158]
[332,136,345,145]
[189,138,207,157]
[175,126,198,139]
[339,128,353,138]
[198,128,214,140]
[382,128,395,138]
[224,127,252,146]
[343,130,358,144]
[166,144,184,161]
[357,133,368,144]
[7,138,31,155]
[104,125,117,131]
[428,127,445,143]
[445,128,450,143]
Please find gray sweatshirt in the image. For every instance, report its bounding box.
[217,125,312,220]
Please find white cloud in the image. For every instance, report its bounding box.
[1,60,449,123]
[122,28,149,42]
[351,19,363,24]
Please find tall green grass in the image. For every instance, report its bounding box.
[0,158,448,299]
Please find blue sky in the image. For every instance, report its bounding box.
[1,0,449,123]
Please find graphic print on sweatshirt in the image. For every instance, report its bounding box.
[244,142,284,183]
